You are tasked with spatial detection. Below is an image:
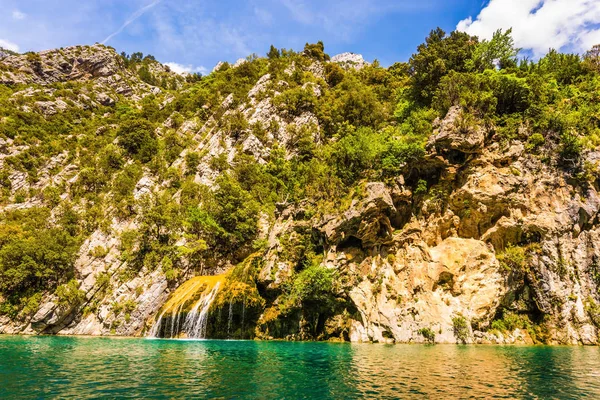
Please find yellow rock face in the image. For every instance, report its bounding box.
[159,275,225,317]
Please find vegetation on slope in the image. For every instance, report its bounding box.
[1,30,600,340]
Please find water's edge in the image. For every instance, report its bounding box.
[2,332,598,346]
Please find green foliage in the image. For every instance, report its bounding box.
[452,314,470,344]
[497,245,526,273]
[211,174,261,251]
[318,75,387,134]
[186,207,225,244]
[537,50,584,85]
[303,41,330,62]
[330,126,384,184]
[222,110,249,138]
[415,179,428,195]
[291,264,334,304]
[161,255,179,282]
[325,63,345,87]
[585,297,600,329]
[559,131,583,164]
[583,45,600,73]
[491,312,531,333]
[117,118,157,163]
[278,262,338,319]
[55,279,85,310]
[91,246,108,258]
[409,28,477,105]
[433,70,530,116]
[185,152,200,175]
[99,144,125,172]
[138,65,156,85]
[274,86,317,117]
[491,72,531,115]
[526,133,545,152]
[2,33,600,332]
[0,208,80,314]
[209,153,229,172]
[418,327,436,343]
[112,299,137,321]
[138,192,181,245]
[381,140,426,177]
[267,45,281,59]
[469,29,519,71]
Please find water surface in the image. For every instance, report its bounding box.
[0,336,599,399]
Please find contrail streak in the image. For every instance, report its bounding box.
[102,0,163,44]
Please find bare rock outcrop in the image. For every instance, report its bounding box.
[428,106,486,154]
[321,182,396,248]
[331,53,369,70]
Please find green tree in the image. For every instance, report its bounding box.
[330,126,383,184]
[290,264,334,306]
[583,44,600,73]
[138,65,156,85]
[303,41,330,62]
[212,174,261,251]
[325,63,345,87]
[409,28,477,105]
[117,118,158,163]
[0,212,79,298]
[267,45,281,59]
[537,50,584,84]
[138,192,181,245]
[469,29,519,71]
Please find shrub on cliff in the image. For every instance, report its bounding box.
[303,41,330,62]
[452,314,470,344]
[116,118,157,163]
[418,327,436,343]
[290,264,334,305]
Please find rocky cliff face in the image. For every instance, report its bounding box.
[247,106,600,345]
[0,44,598,345]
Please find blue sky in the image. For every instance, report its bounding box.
[2,0,600,74]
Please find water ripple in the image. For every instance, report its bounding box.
[0,336,599,399]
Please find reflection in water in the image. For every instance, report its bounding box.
[0,336,599,399]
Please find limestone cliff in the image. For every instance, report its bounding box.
[0,42,599,345]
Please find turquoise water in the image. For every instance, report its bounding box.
[1,336,599,399]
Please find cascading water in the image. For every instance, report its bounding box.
[148,310,165,338]
[227,301,233,337]
[147,276,223,339]
[241,297,246,338]
[182,282,220,338]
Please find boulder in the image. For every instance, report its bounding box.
[96,92,115,106]
[428,106,485,154]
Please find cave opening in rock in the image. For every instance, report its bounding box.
[446,149,467,164]
[338,235,363,250]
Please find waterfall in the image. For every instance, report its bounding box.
[147,275,223,339]
[170,301,186,339]
[241,297,246,338]
[183,282,220,338]
[227,301,233,337]
[148,310,166,338]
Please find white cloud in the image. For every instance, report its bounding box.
[457,0,600,56]
[0,38,19,52]
[165,62,207,75]
[12,10,26,20]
